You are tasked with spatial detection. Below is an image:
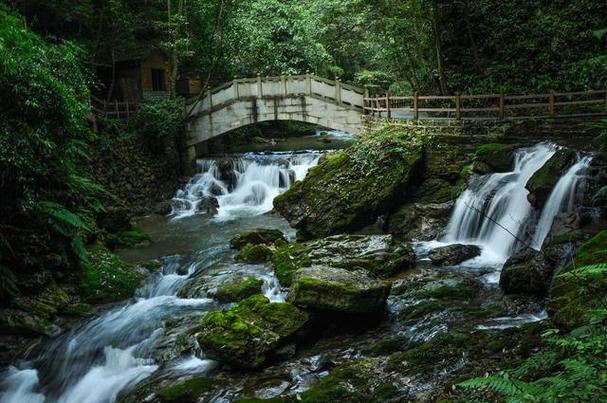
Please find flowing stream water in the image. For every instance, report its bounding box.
[0,150,323,403]
[0,136,594,402]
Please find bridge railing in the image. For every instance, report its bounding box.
[364,87,607,121]
[188,74,365,116]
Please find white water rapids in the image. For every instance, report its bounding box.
[170,152,321,221]
[0,152,321,403]
[421,142,592,283]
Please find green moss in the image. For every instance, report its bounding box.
[390,331,469,372]
[271,243,310,287]
[548,230,607,329]
[475,143,513,157]
[546,232,583,247]
[414,283,476,300]
[156,377,221,402]
[142,259,163,272]
[197,295,308,368]
[230,229,286,250]
[235,244,274,263]
[80,243,143,304]
[460,163,473,179]
[212,277,263,303]
[105,226,150,249]
[526,149,576,206]
[274,124,425,238]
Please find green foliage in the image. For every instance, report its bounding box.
[0,7,102,291]
[128,98,185,152]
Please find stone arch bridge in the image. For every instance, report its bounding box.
[185,74,365,148]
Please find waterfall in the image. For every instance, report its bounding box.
[170,152,321,220]
[531,155,593,250]
[442,143,557,264]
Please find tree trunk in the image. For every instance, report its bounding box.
[431,0,448,95]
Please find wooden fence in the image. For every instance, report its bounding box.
[90,95,139,119]
[364,87,607,121]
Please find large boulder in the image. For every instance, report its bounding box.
[499,249,555,295]
[209,277,263,303]
[428,244,481,266]
[287,266,391,314]
[197,295,308,368]
[229,228,287,250]
[273,127,424,239]
[526,148,576,207]
[472,143,515,173]
[271,234,415,287]
[387,202,453,241]
[548,230,607,329]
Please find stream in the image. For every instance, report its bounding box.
[0,134,595,402]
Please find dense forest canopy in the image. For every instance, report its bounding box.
[9,0,607,95]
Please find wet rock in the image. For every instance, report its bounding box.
[156,376,223,402]
[473,143,515,173]
[208,182,224,196]
[546,212,581,240]
[217,158,236,188]
[279,169,296,187]
[234,244,274,263]
[230,228,287,250]
[197,197,219,215]
[153,201,173,215]
[287,266,391,314]
[428,244,481,266]
[197,295,308,368]
[273,130,424,239]
[272,234,415,287]
[548,230,607,329]
[209,277,263,303]
[387,202,453,241]
[526,148,576,207]
[500,249,555,295]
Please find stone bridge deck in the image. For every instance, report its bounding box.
[186,74,365,146]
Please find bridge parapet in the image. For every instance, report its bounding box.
[185,74,365,146]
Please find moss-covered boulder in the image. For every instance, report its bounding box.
[287,266,391,314]
[230,229,287,250]
[210,277,263,303]
[500,249,555,295]
[156,377,222,402]
[79,243,143,304]
[197,295,309,368]
[526,148,576,207]
[548,230,607,329]
[386,202,453,241]
[473,143,515,173]
[273,125,425,239]
[271,234,415,287]
[105,226,150,250]
[234,244,274,263]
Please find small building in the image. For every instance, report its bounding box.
[96,49,202,103]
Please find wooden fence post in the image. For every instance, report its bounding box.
[455,92,461,120]
[386,92,391,119]
[126,100,130,118]
[364,89,370,115]
[549,90,555,117]
[115,99,119,119]
[413,91,419,121]
[499,93,505,120]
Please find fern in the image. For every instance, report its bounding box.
[459,373,542,402]
[36,201,89,233]
[0,265,18,297]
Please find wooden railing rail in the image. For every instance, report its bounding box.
[364,87,607,121]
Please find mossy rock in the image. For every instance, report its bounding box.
[105,226,150,249]
[271,235,414,287]
[473,143,514,173]
[274,125,425,239]
[287,266,391,314]
[79,243,143,304]
[548,230,607,329]
[526,148,576,207]
[235,244,274,263]
[156,377,222,402]
[210,277,263,303]
[230,229,287,250]
[197,295,309,368]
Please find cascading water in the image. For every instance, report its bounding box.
[443,143,557,265]
[170,152,321,220]
[1,151,321,403]
[531,155,593,250]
